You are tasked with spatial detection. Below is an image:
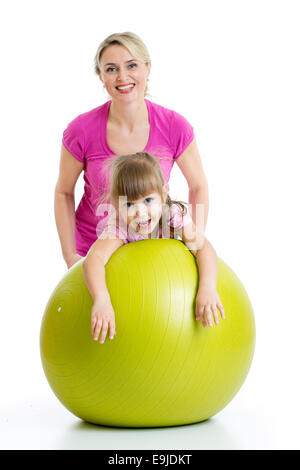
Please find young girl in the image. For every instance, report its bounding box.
[82,152,225,344]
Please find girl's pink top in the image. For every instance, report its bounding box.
[62,99,194,256]
[100,203,193,244]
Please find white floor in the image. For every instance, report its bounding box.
[0,345,297,450]
[0,395,277,450]
[0,396,286,450]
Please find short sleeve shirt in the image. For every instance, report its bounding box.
[62,99,194,256]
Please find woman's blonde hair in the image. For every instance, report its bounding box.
[97,152,187,237]
[94,32,151,97]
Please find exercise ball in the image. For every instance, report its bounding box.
[40,239,255,427]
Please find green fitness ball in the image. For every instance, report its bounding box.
[40,239,255,427]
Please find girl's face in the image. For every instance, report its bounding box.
[99,44,151,102]
[118,187,167,237]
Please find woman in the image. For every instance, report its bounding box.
[54,32,209,269]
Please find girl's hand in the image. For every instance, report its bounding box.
[195,281,225,327]
[91,297,116,344]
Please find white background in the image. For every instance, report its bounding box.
[1,0,299,450]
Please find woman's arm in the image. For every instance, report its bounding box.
[176,138,209,232]
[54,145,84,268]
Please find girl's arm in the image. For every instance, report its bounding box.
[181,220,217,287]
[83,236,124,301]
[82,235,124,343]
[194,238,218,287]
[181,222,225,327]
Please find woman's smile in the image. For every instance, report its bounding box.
[115,83,136,94]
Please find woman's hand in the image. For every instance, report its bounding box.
[91,296,116,344]
[66,253,83,269]
[195,281,225,327]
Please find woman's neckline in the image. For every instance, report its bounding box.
[104,99,152,156]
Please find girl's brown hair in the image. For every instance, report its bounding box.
[98,152,187,237]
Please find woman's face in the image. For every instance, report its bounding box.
[99,44,151,102]
[118,188,167,238]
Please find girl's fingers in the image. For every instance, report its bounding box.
[196,300,225,327]
[99,320,108,344]
[218,302,226,319]
[91,313,116,343]
[109,322,116,340]
[197,305,207,327]
[205,304,213,327]
[93,319,102,341]
[91,315,97,335]
[212,304,219,325]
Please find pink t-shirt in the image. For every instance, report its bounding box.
[62,99,194,256]
[99,203,193,244]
